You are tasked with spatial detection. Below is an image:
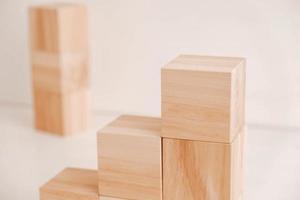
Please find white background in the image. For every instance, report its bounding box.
[0,0,299,127]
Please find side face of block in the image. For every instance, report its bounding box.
[29,7,60,53]
[33,88,90,135]
[40,168,98,200]
[31,58,89,93]
[163,130,244,200]
[161,55,245,143]
[98,115,162,200]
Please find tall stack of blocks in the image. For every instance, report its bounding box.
[29,4,90,135]
[40,54,245,200]
[161,55,245,200]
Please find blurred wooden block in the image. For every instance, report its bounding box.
[162,55,245,143]
[31,54,88,93]
[29,3,88,53]
[33,88,90,135]
[29,4,90,135]
[98,115,162,200]
[163,129,245,200]
[29,3,89,93]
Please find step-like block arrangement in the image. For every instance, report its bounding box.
[163,130,244,200]
[40,168,122,200]
[29,4,90,135]
[98,115,162,200]
[39,54,245,200]
[162,55,245,143]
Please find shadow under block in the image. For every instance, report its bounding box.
[163,130,244,200]
[40,168,125,200]
[161,55,245,143]
[29,4,89,135]
[98,115,162,200]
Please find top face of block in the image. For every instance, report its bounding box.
[40,168,98,200]
[99,115,161,138]
[29,4,88,53]
[164,55,244,73]
[32,3,85,10]
[161,55,245,143]
[98,115,162,200]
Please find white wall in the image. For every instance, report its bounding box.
[0,0,299,127]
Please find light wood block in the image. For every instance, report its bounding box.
[29,3,88,53]
[33,88,90,135]
[98,115,162,200]
[163,129,245,200]
[40,168,125,200]
[29,4,90,135]
[162,55,245,143]
[29,4,89,93]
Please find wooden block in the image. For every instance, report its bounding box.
[29,4,88,53]
[40,168,125,200]
[163,129,245,200]
[29,4,89,93]
[162,55,245,143]
[29,4,90,135]
[98,115,162,200]
[40,168,98,200]
[33,88,90,135]
[31,62,88,93]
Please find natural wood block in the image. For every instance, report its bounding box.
[29,4,89,93]
[163,129,245,200]
[31,62,88,93]
[40,168,125,200]
[29,4,90,135]
[29,4,88,53]
[40,168,98,200]
[33,88,90,135]
[98,115,162,200]
[162,55,245,143]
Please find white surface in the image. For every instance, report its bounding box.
[0,104,300,200]
[0,0,300,127]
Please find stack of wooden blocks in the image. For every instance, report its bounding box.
[40,54,245,199]
[29,4,90,135]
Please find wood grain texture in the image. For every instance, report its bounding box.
[29,4,90,135]
[33,88,90,135]
[40,168,125,200]
[161,55,245,143]
[40,168,98,200]
[98,115,162,200]
[163,129,245,200]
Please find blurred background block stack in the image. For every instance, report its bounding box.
[29,4,90,135]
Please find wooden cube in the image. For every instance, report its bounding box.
[163,129,245,200]
[29,4,90,135]
[98,115,162,200]
[33,88,90,135]
[29,4,88,53]
[162,55,245,143]
[40,168,126,200]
